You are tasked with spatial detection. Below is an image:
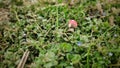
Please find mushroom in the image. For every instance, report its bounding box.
[68,20,78,32]
[68,20,78,28]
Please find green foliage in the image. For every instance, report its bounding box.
[66,53,81,64]
[0,0,120,68]
[60,43,72,52]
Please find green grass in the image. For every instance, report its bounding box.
[56,1,59,30]
[0,0,120,68]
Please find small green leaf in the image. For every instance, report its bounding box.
[66,66,74,68]
[66,53,73,61]
[43,51,56,62]
[60,43,72,52]
[44,61,58,68]
[71,54,81,64]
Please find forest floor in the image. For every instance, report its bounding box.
[0,0,120,68]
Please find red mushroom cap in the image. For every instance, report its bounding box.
[68,20,78,28]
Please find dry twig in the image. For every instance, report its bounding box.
[17,50,30,68]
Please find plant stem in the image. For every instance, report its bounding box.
[56,1,59,29]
